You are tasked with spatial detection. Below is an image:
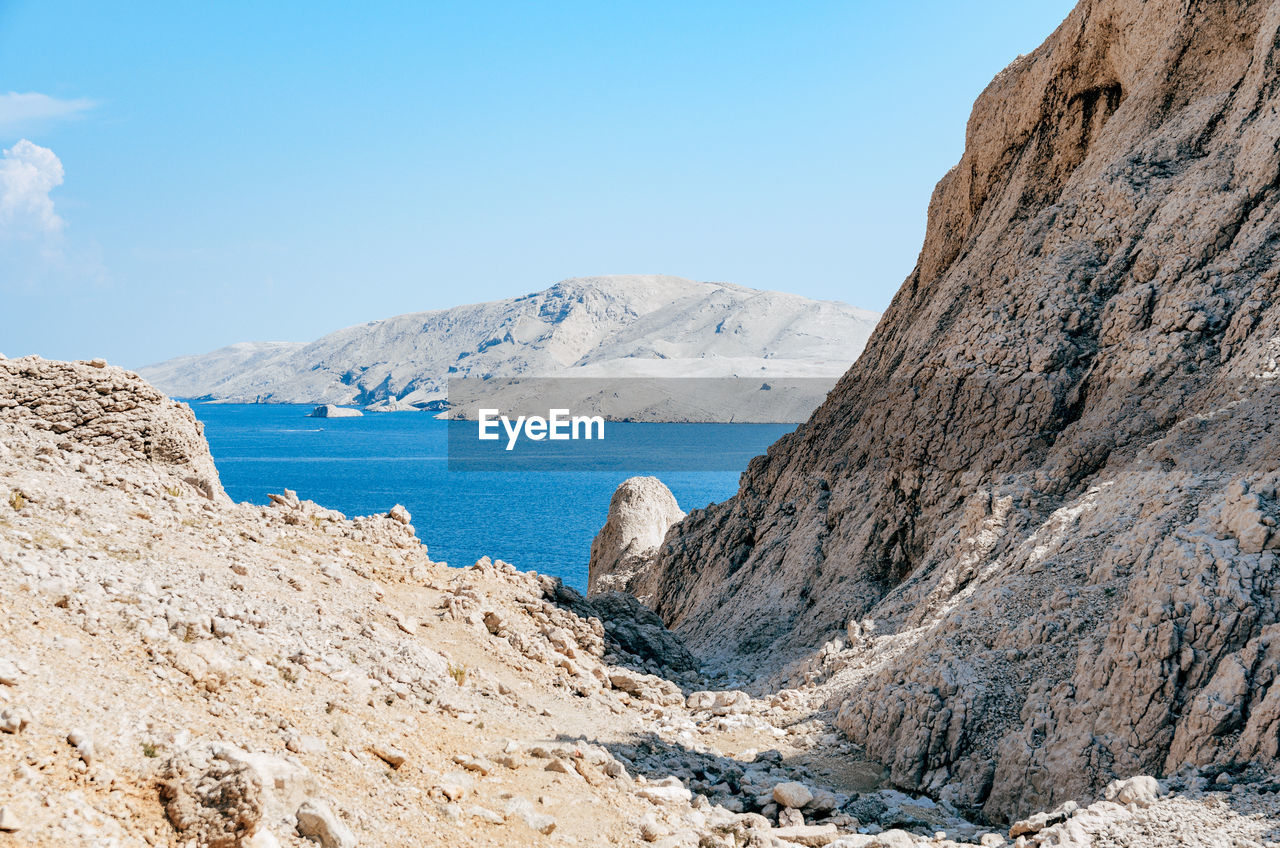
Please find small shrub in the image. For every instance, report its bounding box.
[8,490,26,511]
[165,485,181,498]
[142,742,159,758]
[447,662,468,685]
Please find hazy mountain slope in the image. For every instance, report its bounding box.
[601,0,1280,822]
[139,276,880,406]
[137,341,305,400]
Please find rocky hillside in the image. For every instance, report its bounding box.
[1,353,1047,848]
[138,276,880,413]
[138,342,306,401]
[600,0,1280,824]
[2,353,1279,846]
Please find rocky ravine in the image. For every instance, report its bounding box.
[0,355,895,848]
[5,361,1277,848]
[590,0,1280,827]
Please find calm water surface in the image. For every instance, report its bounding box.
[189,404,792,591]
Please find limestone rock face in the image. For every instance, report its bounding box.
[587,476,684,601]
[0,356,228,503]
[633,0,1280,821]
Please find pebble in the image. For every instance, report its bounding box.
[639,813,664,842]
[296,800,357,848]
[0,707,30,734]
[545,757,574,775]
[370,744,407,769]
[0,806,21,832]
[67,728,95,764]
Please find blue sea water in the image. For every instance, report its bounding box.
[188,404,792,591]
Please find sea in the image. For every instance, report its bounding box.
[188,404,794,591]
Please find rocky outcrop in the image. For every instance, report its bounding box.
[362,398,418,413]
[621,0,1280,822]
[585,591,699,673]
[0,355,228,503]
[587,476,684,601]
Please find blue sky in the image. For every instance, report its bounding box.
[0,1,1075,368]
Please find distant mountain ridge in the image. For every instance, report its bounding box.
[139,275,881,410]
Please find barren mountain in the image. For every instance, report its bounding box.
[138,276,880,413]
[591,0,1280,824]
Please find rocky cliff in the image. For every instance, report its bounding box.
[615,0,1280,822]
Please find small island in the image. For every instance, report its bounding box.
[308,404,362,418]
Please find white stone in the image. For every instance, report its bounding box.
[772,781,814,809]
[296,800,357,848]
[0,807,21,832]
[1103,775,1161,808]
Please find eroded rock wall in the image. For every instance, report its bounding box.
[633,0,1280,821]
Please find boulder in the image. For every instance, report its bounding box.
[587,476,684,600]
[772,781,814,809]
[160,744,319,847]
[1102,776,1160,808]
[636,778,693,805]
[0,357,229,502]
[773,824,839,846]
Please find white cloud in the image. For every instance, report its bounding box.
[0,92,96,133]
[0,139,65,238]
[0,139,106,292]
